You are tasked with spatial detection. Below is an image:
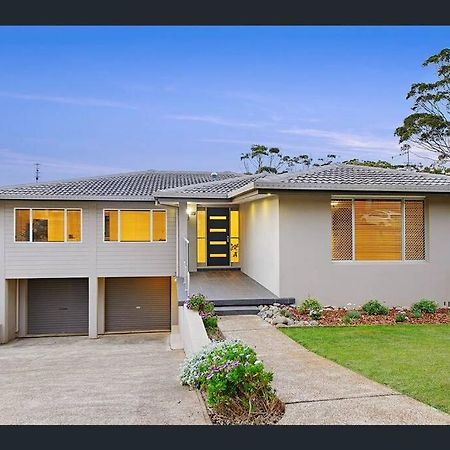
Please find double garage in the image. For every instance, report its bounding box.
[26,277,171,336]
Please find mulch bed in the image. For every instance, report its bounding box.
[201,391,285,425]
[288,306,450,326]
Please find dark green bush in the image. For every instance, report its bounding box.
[298,297,322,314]
[202,314,218,331]
[186,293,208,311]
[395,312,407,323]
[342,310,361,324]
[412,310,422,319]
[362,300,389,316]
[411,299,438,314]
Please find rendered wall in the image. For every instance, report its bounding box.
[279,192,450,307]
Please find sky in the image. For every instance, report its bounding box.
[0,26,448,185]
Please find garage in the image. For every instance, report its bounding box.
[105,277,171,333]
[28,278,89,335]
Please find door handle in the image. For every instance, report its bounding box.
[226,236,229,243]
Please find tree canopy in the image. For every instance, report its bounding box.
[395,48,450,163]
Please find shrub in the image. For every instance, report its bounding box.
[196,340,275,408]
[201,313,218,331]
[180,339,240,387]
[309,309,322,320]
[411,299,438,314]
[395,312,407,323]
[342,310,361,324]
[298,297,322,314]
[186,293,208,311]
[412,310,422,319]
[361,300,389,316]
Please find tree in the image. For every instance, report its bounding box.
[395,48,450,163]
[240,144,336,174]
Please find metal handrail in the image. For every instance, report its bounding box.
[184,237,190,295]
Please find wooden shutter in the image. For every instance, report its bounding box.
[354,200,402,261]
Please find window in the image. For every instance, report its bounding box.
[196,209,206,264]
[104,209,167,242]
[15,208,82,242]
[230,210,240,263]
[331,199,425,261]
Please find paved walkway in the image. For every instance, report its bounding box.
[190,270,277,300]
[0,333,209,425]
[219,315,450,425]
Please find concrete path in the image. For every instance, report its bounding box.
[0,333,209,425]
[219,315,450,425]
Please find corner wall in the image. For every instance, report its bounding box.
[240,196,280,296]
[279,193,450,307]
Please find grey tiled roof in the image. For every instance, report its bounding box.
[0,170,239,200]
[253,164,450,193]
[155,173,267,199]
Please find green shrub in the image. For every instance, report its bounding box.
[298,297,322,314]
[342,310,361,324]
[411,299,438,314]
[361,300,389,316]
[196,340,275,408]
[395,312,407,323]
[412,310,422,319]
[202,313,218,331]
[186,293,208,311]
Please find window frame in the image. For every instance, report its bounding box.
[13,207,83,244]
[102,208,168,244]
[331,195,426,263]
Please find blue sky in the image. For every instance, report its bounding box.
[0,26,448,184]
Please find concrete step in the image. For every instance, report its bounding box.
[215,306,260,316]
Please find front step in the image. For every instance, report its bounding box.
[215,306,260,316]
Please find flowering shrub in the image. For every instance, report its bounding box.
[395,312,407,322]
[180,339,239,387]
[186,293,210,312]
[309,309,322,320]
[411,299,438,314]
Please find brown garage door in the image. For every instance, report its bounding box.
[28,278,89,335]
[105,277,171,333]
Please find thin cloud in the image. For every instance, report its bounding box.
[0,91,138,110]
[277,127,400,153]
[165,114,266,129]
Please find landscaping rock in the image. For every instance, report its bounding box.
[272,315,289,325]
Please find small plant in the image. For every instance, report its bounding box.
[412,310,422,319]
[309,309,322,320]
[361,299,389,316]
[201,313,218,331]
[411,299,438,314]
[186,293,208,311]
[298,297,322,314]
[342,309,361,324]
[395,312,407,323]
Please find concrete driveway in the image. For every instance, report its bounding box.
[0,333,209,425]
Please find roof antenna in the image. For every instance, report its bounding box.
[35,163,40,182]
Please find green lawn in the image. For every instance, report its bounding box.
[281,324,450,414]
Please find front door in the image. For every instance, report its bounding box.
[207,208,230,266]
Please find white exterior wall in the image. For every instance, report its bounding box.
[279,192,450,307]
[240,196,280,296]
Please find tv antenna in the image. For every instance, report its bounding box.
[35,163,40,182]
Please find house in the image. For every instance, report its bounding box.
[2,163,450,344]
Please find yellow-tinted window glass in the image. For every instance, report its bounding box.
[32,209,65,242]
[15,209,30,241]
[230,210,239,238]
[197,238,206,264]
[66,209,81,242]
[120,210,151,242]
[354,200,402,260]
[104,210,119,241]
[152,210,167,241]
[197,210,206,238]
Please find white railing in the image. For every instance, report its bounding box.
[184,237,190,296]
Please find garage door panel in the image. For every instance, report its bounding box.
[105,277,170,332]
[28,278,89,335]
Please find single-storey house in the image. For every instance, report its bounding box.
[1,163,450,344]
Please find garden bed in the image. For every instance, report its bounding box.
[288,306,450,326]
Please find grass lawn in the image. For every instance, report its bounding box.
[281,324,450,414]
